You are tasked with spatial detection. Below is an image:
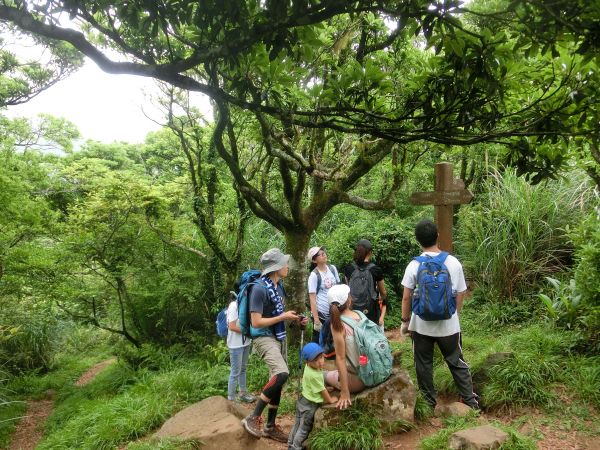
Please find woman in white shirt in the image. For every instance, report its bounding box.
[227,294,256,403]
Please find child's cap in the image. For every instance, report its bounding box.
[301,343,324,362]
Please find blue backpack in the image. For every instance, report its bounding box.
[412,252,456,321]
[215,307,228,338]
[236,269,263,339]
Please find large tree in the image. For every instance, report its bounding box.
[2,0,597,307]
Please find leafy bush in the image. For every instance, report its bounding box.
[456,170,592,303]
[0,299,62,372]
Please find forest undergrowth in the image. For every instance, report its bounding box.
[1,302,598,450]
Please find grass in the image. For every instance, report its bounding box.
[308,406,384,450]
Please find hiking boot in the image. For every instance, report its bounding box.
[263,424,288,443]
[239,393,256,403]
[241,415,263,438]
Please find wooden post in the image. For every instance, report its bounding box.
[409,162,474,253]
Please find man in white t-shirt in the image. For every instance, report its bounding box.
[401,219,478,410]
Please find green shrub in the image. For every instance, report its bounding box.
[308,406,383,450]
[0,299,62,372]
[456,170,592,303]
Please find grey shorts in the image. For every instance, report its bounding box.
[253,336,288,377]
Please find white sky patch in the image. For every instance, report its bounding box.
[3,30,213,144]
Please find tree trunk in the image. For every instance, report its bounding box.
[283,230,312,313]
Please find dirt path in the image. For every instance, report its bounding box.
[8,358,116,450]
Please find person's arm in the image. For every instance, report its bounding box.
[401,287,412,336]
[332,326,352,409]
[320,388,338,404]
[228,320,241,333]
[251,310,299,328]
[377,279,387,326]
[455,291,466,313]
[309,293,320,329]
[308,273,320,328]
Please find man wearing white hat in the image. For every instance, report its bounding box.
[242,248,307,443]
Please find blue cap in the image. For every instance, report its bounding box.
[301,343,324,362]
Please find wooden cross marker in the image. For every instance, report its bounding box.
[409,162,474,253]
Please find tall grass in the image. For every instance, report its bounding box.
[456,170,593,303]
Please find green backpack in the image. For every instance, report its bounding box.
[341,311,393,387]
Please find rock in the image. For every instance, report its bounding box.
[471,352,513,408]
[154,396,271,450]
[435,402,472,418]
[314,367,416,429]
[448,424,509,450]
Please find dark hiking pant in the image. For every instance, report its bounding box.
[287,396,320,450]
[412,331,478,409]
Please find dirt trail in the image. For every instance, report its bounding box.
[8,358,116,450]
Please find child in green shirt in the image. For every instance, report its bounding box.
[288,343,338,450]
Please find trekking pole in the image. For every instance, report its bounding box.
[297,327,304,397]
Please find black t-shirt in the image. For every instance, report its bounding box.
[249,281,284,319]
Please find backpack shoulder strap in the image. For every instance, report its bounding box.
[329,264,340,284]
[312,267,322,293]
[433,251,449,264]
[340,311,367,329]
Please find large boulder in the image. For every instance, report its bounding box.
[448,424,509,450]
[313,367,416,429]
[154,396,271,450]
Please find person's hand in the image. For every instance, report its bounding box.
[336,391,352,410]
[283,311,299,321]
[329,395,338,404]
[313,319,322,332]
[378,317,384,326]
[401,322,410,336]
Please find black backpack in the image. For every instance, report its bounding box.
[348,262,377,313]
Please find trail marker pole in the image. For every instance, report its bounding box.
[409,162,474,253]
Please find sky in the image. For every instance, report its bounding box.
[5,55,213,144]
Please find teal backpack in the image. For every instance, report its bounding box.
[341,311,393,387]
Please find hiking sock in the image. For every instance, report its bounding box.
[252,398,268,418]
[266,406,278,428]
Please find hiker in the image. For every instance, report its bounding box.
[287,343,338,450]
[242,248,308,443]
[343,239,388,330]
[323,284,366,409]
[401,219,479,410]
[226,287,256,404]
[306,246,340,344]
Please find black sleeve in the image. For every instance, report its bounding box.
[370,264,384,282]
[343,263,354,282]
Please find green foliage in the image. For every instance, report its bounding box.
[457,170,593,302]
[483,352,561,408]
[308,406,383,450]
[0,298,61,372]
[564,357,600,409]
